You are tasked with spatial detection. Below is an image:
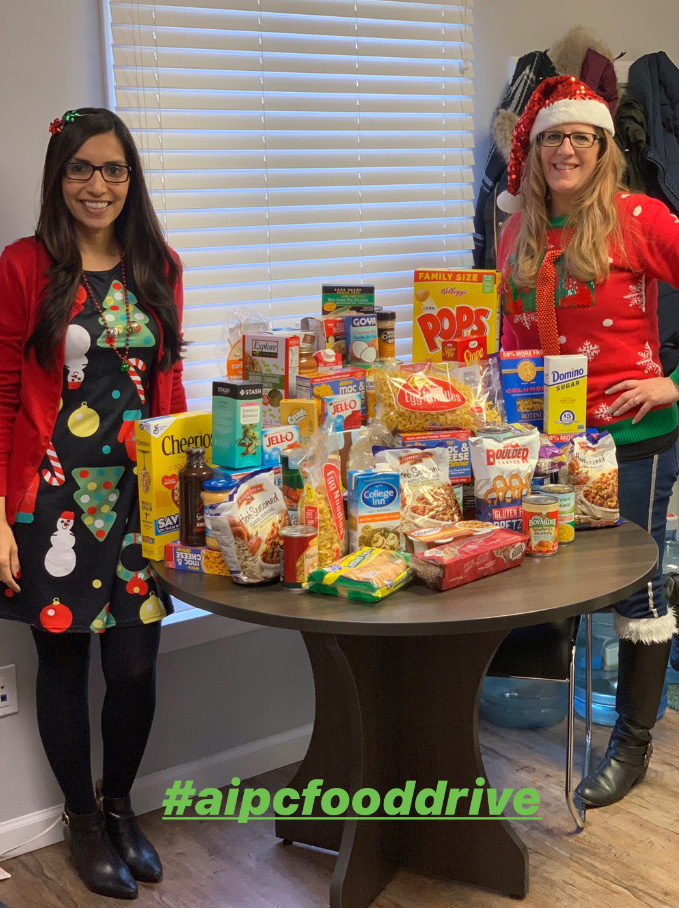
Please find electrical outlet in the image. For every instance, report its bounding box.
[0,664,18,717]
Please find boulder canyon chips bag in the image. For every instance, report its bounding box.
[469,425,540,531]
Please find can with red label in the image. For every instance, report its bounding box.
[522,493,559,556]
[280,525,319,588]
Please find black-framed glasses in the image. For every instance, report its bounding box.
[538,131,601,149]
[64,161,132,183]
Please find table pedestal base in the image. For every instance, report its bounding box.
[276,632,528,907]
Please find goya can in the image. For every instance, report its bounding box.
[280,525,318,589]
[522,493,559,556]
[541,483,576,544]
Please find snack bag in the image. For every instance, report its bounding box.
[294,425,347,566]
[374,447,462,535]
[373,360,502,434]
[209,470,289,584]
[469,425,540,531]
[562,433,619,527]
[307,548,412,602]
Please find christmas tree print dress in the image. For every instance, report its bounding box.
[2,264,174,633]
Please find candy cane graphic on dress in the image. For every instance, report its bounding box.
[127,358,147,404]
[42,443,65,486]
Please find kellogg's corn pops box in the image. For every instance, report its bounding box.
[135,411,213,560]
[413,269,501,363]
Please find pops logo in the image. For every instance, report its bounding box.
[416,305,492,354]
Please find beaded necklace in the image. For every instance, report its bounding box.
[80,254,135,372]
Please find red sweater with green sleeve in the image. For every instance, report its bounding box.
[497,193,679,445]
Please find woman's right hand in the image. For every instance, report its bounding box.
[0,521,21,592]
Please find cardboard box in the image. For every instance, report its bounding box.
[261,425,300,467]
[394,430,472,482]
[279,398,321,446]
[244,332,300,426]
[348,469,401,551]
[413,269,501,363]
[212,380,262,469]
[295,369,367,416]
[322,284,375,315]
[543,355,587,435]
[301,316,346,360]
[165,542,229,576]
[136,411,213,560]
[319,393,362,431]
[500,350,544,428]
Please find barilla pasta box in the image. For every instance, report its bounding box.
[296,368,367,416]
[500,350,545,428]
[543,355,587,435]
[244,332,300,427]
[413,269,501,362]
[164,542,229,576]
[394,430,472,482]
[279,398,321,446]
[135,411,213,560]
[212,380,262,469]
[319,393,362,431]
[261,425,300,467]
[348,469,401,551]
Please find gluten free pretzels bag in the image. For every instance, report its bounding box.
[469,425,540,532]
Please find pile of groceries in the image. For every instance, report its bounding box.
[133,273,620,604]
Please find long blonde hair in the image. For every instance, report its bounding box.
[509,130,627,288]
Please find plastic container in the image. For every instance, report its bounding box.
[479,678,568,729]
[663,514,679,683]
[179,446,214,546]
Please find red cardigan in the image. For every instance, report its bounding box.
[0,237,187,525]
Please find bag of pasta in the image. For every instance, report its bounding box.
[373,360,503,434]
[209,470,289,584]
[294,424,347,567]
[374,446,462,536]
[562,432,619,527]
[307,547,412,602]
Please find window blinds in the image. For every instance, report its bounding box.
[106,0,475,409]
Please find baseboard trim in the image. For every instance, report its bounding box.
[0,723,312,859]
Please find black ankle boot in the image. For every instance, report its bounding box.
[97,782,163,883]
[62,807,138,899]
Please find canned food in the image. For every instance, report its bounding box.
[522,494,559,556]
[280,525,319,588]
[541,484,576,544]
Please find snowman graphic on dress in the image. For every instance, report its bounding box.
[44,511,77,577]
[64,323,91,390]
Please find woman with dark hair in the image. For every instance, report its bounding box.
[497,77,679,810]
[0,108,186,899]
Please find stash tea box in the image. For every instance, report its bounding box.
[212,380,262,469]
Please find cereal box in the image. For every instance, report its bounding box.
[322,284,375,315]
[394,430,472,482]
[135,411,213,560]
[413,269,501,362]
[244,332,300,426]
[296,369,367,416]
[261,425,300,467]
[164,542,229,576]
[212,380,262,469]
[348,469,401,551]
[500,350,544,428]
[319,393,362,431]
[543,355,587,436]
[301,316,346,360]
[279,398,321,446]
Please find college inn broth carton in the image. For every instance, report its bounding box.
[135,411,213,559]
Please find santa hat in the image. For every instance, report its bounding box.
[497,75,615,214]
[60,511,75,521]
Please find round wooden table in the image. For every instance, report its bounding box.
[153,521,657,907]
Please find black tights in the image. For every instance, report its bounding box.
[31,622,161,815]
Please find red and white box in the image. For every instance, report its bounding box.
[410,527,528,591]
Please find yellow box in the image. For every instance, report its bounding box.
[543,355,588,436]
[135,411,213,560]
[412,269,501,362]
[279,398,321,446]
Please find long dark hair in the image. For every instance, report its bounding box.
[28,108,183,370]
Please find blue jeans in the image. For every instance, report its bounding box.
[614,443,679,622]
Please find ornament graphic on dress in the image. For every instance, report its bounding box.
[40,597,73,633]
[44,511,77,577]
[139,592,167,624]
[68,402,100,438]
[72,466,125,540]
[116,532,152,596]
[90,604,117,634]
[64,323,91,390]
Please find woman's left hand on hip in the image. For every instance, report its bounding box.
[606,377,679,424]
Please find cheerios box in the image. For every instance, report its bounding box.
[164,542,229,576]
[413,269,501,363]
[244,332,300,427]
[135,411,213,560]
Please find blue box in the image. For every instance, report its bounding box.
[500,350,544,428]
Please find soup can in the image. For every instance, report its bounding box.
[280,525,318,589]
[522,494,559,556]
[541,484,576,544]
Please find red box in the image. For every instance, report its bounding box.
[410,527,528,591]
[441,335,487,364]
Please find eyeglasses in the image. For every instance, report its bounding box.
[64,162,132,183]
[538,131,601,149]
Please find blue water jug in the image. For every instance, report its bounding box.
[479,678,568,729]
[663,514,679,684]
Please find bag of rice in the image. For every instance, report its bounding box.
[469,425,540,531]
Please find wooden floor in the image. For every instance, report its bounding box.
[2,708,678,908]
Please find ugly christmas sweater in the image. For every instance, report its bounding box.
[497,193,679,447]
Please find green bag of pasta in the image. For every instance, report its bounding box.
[307,547,412,603]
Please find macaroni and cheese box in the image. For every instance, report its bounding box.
[261,425,300,467]
[413,269,501,363]
[543,355,587,435]
[279,398,321,446]
[348,469,401,551]
[394,430,472,482]
[296,369,367,416]
[164,542,229,576]
[136,411,213,560]
[244,332,300,427]
[212,380,262,469]
[500,350,545,428]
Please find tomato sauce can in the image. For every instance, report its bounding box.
[522,494,559,556]
[541,483,576,544]
[280,525,319,588]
